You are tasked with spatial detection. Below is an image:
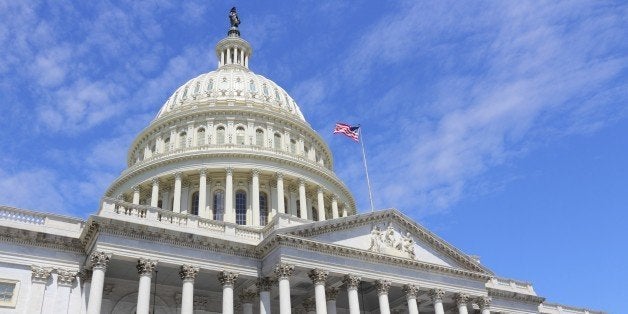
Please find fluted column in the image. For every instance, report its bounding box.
[343,275,361,314]
[325,287,339,314]
[179,265,199,314]
[240,291,256,314]
[455,293,469,314]
[331,197,339,219]
[276,173,285,214]
[162,188,170,211]
[218,271,239,314]
[257,277,273,314]
[477,296,491,314]
[173,172,182,213]
[87,251,111,314]
[136,259,157,314]
[309,269,328,314]
[150,178,160,207]
[275,263,295,314]
[199,169,207,217]
[429,289,445,314]
[28,265,52,314]
[317,188,326,221]
[375,280,391,314]
[403,285,419,314]
[225,167,234,223]
[298,179,307,219]
[56,269,77,313]
[133,185,141,204]
[252,169,260,226]
[79,270,92,314]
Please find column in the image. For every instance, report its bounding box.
[79,270,92,314]
[227,47,232,64]
[429,289,445,314]
[218,271,238,314]
[150,178,160,207]
[308,269,328,314]
[455,293,469,314]
[86,251,111,314]
[225,167,234,223]
[403,285,419,314]
[276,172,285,214]
[179,265,199,314]
[162,188,170,211]
[221,51,225,66]
[173,172,182,213]
[375,280,391,314]
[252,169,260,226]
[303,298,316,314]
[136,259,157,314]
[240,291,255,314]
[341,205,348,217]
[325,287,339,314]
[28,266,52,314]
[342,275,361,314]
[477,296,491,314]
[298,179,308,220]
[257,277,273,314]
[55,269,77,313]
[199,170,207,217]
[274,263,295,314]
[316,188,326,221]
[331,197,339,219]
[133,185,141,204]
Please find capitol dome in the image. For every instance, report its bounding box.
[103,21,356,227]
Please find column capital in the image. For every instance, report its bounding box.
[225,167,233,175]
[136,258,158,276]
[31,265,52,283]
[174,171,183,179]
[218,271,239,287]
[303,297,316,313]
[152,178,160,186]
[256,277,274,292]
[308,268,329,285]
[455,293,470,306]
[199,168,207,176]
[276,172,284,179]
[331,195,338,202]
[274,262,295,279]
[251,169,260,176]
[342,274,361,289]
[239,290,256,303]
[375,280,391,296]
[89,251,111,270]
[57,269,78,287]
[179,264,199,281]
[298,178,306,187]
[133,185,141,192]
[78,269,92,283]
[403,284,419,299]
[317,186,325,194]
[429,288,445,302]
[476,296,491,310]
[326,287,339,301]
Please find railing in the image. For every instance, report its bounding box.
[0,205,85,237]
[0,206,46,225]
[491,277,535,293]
[100,197,262,241]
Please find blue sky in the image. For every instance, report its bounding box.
[1,1,626,311]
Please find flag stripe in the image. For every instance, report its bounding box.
[333,123,359,142]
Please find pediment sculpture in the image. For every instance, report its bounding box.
[368,223,416,259]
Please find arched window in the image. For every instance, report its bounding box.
[235,190,247,225]
[164,137,171,152]
[311,206,318,221]
[191,191,199,215]
[296,200,301,218]
[179,132,187,149]
[274,133,282,150]
[213,190,225,221]
[259,192,268,226]
[216,126,225,144]
[290,139,296,154]
[255,129,264,146]
[197,128,206,146]
[304,146,310,158]
[236,127,245,145]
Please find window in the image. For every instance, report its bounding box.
[216,126,225,144]
[191,192,199,215]
[164,137,171,152]
[213,190,225,221]
[157,199,163,208]
[263,84,269,96]
[236,127,245,145]
[179,132,187,149]
[249,80,256,92]
[259,192,268,226]
[255,129,264,146]
[150,143,156,155]
[296,200,301,218]
[304,146,309,158]
[197,128,206,146]
[0,280,18,308]
[235,190,247,225]
[290,139,296,153]
[274,133,282,150]
[312,206,318,221]
[194,81,200,95]
[182,86,189,99]
[207,79,214,91]
[284,197,288,214]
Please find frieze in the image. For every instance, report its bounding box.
[0,226,84,254]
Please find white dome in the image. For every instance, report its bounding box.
[156,67,305,121]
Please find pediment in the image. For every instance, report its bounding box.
[276,209,491,274]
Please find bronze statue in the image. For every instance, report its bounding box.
[229,7,240,28]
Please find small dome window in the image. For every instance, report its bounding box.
[197,128,206,146]
[194,81,200,95]
[207,79,214,90]
[255,129,264,146]
[274,133,282,150]
[236,126,245,145]
[179,132,187,149]
[274,90,280,102]
[263,84,269,96]
[290,139,296,153]
[216,126,226,144]
[182,86,189,99]
[249,80,256,92]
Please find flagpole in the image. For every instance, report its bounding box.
[358,128,375,212]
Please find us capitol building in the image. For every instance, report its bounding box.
[0,8,603,314]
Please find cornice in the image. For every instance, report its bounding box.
[0,225,84,254]
[487,287,545,304]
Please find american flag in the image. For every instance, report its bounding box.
[333,123,360,142]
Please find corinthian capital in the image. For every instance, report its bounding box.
[57,269,78,286]
[239,290,256,303]
[403,284,419,299]
[429,289,445,302]
[274,263,295,279]
[342,274,361,289]
[308,268,329,285]
[302,297,316,312]
[218,271,239,286]
[179,264,199,281]
[78,269,92,283]
[375,280,391,295]
[31,265,52,283]
[326,287,339,301]
[136,258,158,276]
[455,293,470,306]
[257,277,274,292]
[476,296,491,310]
[89,251,111,270]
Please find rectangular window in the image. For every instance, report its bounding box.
[0,280,19,308]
